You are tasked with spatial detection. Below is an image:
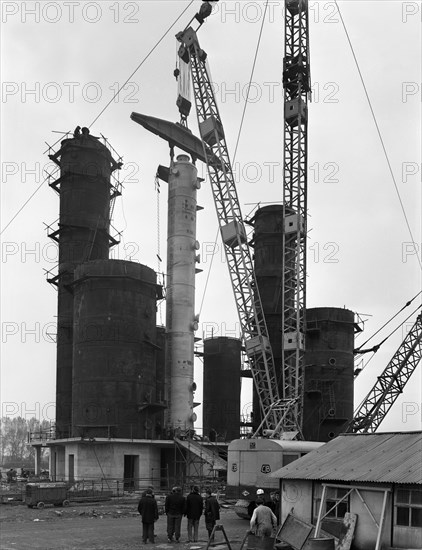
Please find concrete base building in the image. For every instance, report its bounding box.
[49,439,164,488]
[46,437,226,490]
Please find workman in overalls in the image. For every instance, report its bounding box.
[250,497,277,538]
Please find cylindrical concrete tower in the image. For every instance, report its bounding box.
[253,205,284,352]
[302,307,355,441]
[203,337,242,441]
[72,260,158,439]
[165,154,199,431]
[251,208,355,442]
[50,132,117,437]
[251,205,284,429]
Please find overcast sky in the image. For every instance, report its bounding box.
[1,1,421,434]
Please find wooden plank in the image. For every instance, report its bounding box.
[337,513,357,550]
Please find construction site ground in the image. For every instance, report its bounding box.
[1,497,250,550]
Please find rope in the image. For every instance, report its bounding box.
[86,215,101,262]
[198,0,269,314]
[233,0,269,163]
[1,3,194,236]
[198,227,220,317]
[334,1,421,269]
[89,1,195,129]
[1,176,47,236]
[355,304,422,375]
[355,291,422,351]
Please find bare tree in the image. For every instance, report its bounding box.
[1,417,51,465]
[1,417,28,462]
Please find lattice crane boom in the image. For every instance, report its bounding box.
[348,313,422,433]
[281,0,311,433]
[175,25,283,432]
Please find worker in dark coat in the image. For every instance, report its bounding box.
[137,488,159,544]
[7,469,16,483]
[142,486,155,498]
[204,489,220,541]
[165,486,186,542]
[185,485,203,542]
[247,488,265,519]
[269,491,280,525]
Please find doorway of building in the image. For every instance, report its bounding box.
[68,454,74,482]
[124,455,138,491]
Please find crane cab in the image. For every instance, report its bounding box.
[227,438,324,517]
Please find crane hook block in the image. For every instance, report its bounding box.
[177,95,192,118]
[195,2,213,24]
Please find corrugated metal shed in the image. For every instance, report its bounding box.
[271,431,422,484]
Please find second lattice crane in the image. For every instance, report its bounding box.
[174,2,288,435]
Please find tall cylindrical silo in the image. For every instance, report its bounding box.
[252,209,355,442]
[50,132,117,437]
[72,259,158,439]
[165,154,199,431]
[251,205,284,429]
[302,307,355,441]
[203,337,242,441]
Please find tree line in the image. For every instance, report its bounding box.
[0,417,50,467]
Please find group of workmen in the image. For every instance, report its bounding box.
[137,485,220,544]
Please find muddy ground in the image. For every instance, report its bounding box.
[1,497,252,550]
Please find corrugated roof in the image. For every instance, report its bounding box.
[271,431,422,484]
